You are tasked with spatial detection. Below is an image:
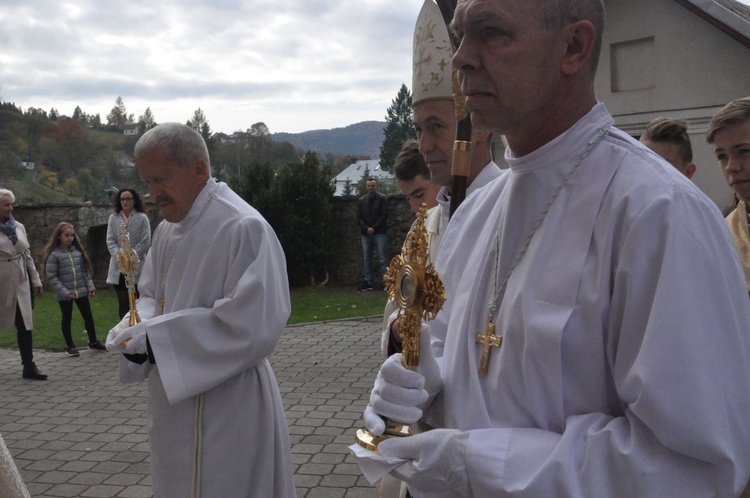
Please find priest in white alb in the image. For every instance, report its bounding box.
[361,0,750,496]
[106,123,295,497]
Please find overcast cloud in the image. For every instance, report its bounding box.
[0,0,422,134]
[2,1,750,135]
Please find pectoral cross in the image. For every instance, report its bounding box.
[475,315,502,375]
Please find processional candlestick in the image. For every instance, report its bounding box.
[117,219,141,328]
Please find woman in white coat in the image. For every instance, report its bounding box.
[106,188,151,318]
[0,189,46,380]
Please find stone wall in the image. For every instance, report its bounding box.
[13,203,163,286]
[13,197,414,288]
[330,196,414,287]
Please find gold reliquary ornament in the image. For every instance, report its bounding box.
[356,204,446,451]
[117,220,141,328]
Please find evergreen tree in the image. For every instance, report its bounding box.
[228,160,274,211]
[187,108,208,134]
[379,84,416,173]
[72,105,86,123]
[267,151,335,286]
[354,166,372,196]
[138,107,157,135]
[200,122,213,151]
[342,179,354,197]
[232,151,335,286]
[106,96,129,130]
[187,108,215,156]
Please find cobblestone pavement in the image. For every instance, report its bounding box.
[0,317,384,497]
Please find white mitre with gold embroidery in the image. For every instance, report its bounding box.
[412,0,455,106]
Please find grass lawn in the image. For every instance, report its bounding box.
[0,285,388,351]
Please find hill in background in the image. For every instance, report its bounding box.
[272,121,385,159]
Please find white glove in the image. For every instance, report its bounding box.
[106,315,147,354]
[105,315,130,352]
[364,323,443,435]
[379,429,471,496]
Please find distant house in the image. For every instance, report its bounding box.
[19,161,35,170]
[597,0,750,210]
[215,132,238,144]
[123,123,138,136]
[332,159,395,197]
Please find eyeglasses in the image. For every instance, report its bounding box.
[121,197,134,202]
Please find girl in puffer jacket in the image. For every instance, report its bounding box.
[43,222,106,356]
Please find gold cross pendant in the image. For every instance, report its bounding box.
[475,315,502,375]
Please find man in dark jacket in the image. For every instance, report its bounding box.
[357,178,388,291]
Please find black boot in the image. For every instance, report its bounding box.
[22,362,47,381]
[16,323,47,380]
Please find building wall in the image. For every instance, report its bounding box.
[597,0,750,210]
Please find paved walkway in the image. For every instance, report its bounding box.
[0,317,384,497]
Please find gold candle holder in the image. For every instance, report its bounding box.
[117,219,141,328]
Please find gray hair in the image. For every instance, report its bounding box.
[0,188,15,205]
[134,123,211,174]
[706,97,750,144]
[538,0,606,73]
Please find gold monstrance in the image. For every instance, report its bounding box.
[355,204,446,451]
[117,219,141,327]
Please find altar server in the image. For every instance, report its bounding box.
[107,122,295,497]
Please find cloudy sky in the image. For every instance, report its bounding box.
[2,1,749,135]
[0,0,422,134]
